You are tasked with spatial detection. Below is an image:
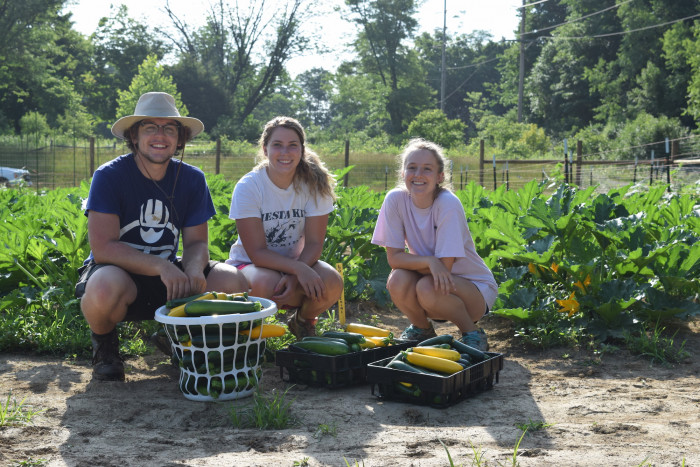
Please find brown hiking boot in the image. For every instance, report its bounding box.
[91,329,125,381]
[287,310,316,340]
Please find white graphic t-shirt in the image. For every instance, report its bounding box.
[228,168,334,264]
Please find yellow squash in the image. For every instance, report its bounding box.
[411,346,461,361]
[167,292,217,317]
[345,323,391,338]
[404,351,463,374]
[239,323,287,339]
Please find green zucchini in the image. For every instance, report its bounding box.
[417,334,454,347]
[321,331,366,344]
[394,381,422,398]
[387,359,435,375]
[165,292,209,309]
[456,358,473,368]
[190,333,238,348]
[293,339,350,356]
[302,336,352,345]
[450,339,487,362]
[184,299,262,317]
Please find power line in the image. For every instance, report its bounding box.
[550,12,700,40]
[517,0,631,37]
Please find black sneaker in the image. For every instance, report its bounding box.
[91,330,125,381]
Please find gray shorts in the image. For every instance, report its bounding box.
[75,259,219,321]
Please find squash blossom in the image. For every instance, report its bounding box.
[573,274,592,294]
[551,263,559,273]
[556,292,580,317]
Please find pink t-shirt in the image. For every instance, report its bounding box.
[371,188,498,308]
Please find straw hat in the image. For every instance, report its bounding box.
[111,92,204,140]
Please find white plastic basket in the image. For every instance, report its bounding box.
[154,296,277,401]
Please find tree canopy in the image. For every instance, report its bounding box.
[0,0,697,152]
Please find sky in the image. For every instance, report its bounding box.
[65,0,521,77]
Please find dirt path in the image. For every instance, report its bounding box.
[1,311,699,467]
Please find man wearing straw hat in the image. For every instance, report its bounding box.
[75,92,248,382]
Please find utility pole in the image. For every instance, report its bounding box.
[440,0,447,111]
[517,0,525,122]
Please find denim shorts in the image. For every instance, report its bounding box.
[75,259,219,321]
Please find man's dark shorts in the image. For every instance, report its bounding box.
[75,259,220,321]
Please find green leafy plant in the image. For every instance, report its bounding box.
[515,419,553,432]
[623,323,690,365]
[228,387,298,429]
[0,392,45,427]
[314,421,338,438]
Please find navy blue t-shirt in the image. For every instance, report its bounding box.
[83,154,215,264]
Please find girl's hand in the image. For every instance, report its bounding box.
[295,263,326,301]
[272,274,296,304]
[428,257,455,295]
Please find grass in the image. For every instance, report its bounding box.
[313,421,338,439]
[0,392,45,427]
[228,386,298,429]
[440,431,528,467]
[515,419,554,432]
[623,323,690,365]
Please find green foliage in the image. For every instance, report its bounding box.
[19,112,50,139]
[405,109,466,148]
[0,392,45,427]
[228,387,298,429]
[471,114,551,159]
[623,323,690,365]
[115,55,188,121]
[0,176,698,356]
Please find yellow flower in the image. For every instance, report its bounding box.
[573,274,592,293]
[528,263,537,274]
[551,263,559,273]
[556,292,580,317]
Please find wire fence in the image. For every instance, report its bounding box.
[1,135,698,193]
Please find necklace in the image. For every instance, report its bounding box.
[135,150,183,224]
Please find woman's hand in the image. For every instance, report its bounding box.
[428,257,455,295]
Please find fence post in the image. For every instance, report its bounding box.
[89,137,95,176]
[215,138,221,175]
[492,154,497,190]
[576,140,582,186]
[479,140,484,187]
[344,139,350,188]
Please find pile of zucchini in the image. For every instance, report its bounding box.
[384,334,489,399]
[289,323,398,356]
[165,291,263,317]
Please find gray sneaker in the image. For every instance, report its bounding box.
[459,329,489,351]
[287,310,316,340]
[400,324,437,342]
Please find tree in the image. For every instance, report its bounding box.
[405,109,466,149]
[343,0,433,134]
[19,111,50,147]
[85,5,166,123]
[0,0,91,133]
[164,0,310,140]
[295,68,334,128]
[115,55,188,122]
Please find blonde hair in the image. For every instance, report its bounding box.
[255,116,336,201]
[396,138,453,198]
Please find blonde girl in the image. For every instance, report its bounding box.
[371,138,497,350]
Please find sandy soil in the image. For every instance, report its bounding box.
[1,307,699,467]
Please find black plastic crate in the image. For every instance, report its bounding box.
[366,352,504,408]
[275,340,413,388]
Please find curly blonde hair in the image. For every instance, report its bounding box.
[255,116,336,202]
